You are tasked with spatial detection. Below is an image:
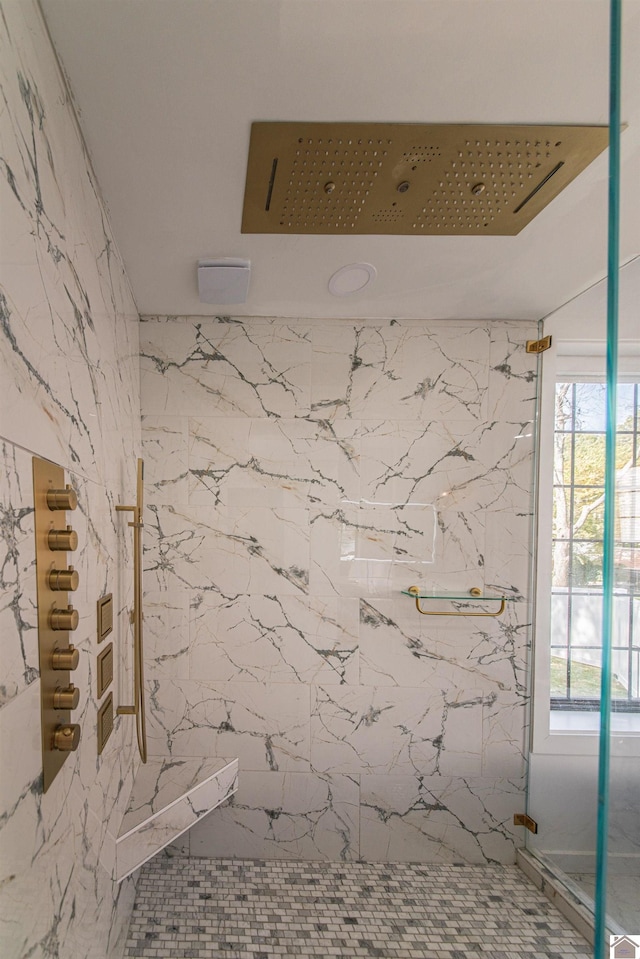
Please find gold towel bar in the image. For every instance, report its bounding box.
[406,586,507,618]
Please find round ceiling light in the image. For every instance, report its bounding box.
[328,262,377,297]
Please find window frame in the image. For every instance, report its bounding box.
[531,336,640,756]
[549,379,640,712]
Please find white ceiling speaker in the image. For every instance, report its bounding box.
[197,259,251,304]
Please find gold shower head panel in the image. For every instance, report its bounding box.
[241,122,608,236]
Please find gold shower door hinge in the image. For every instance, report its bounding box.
[514,813,539,834]
[526,335,552,354]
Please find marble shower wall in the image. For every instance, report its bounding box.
[1,3,141,957]
[141,314,537,864]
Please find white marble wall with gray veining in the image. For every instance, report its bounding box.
[141,314,537,864]
[0,2,141,957]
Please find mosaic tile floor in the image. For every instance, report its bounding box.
[124,857,592,959]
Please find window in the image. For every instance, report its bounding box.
[550,381,640,711]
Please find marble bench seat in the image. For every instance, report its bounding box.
[108,756,238,882]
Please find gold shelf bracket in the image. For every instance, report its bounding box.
[514,813,539,834]
[406,586,506,618]
[526,335,552,354]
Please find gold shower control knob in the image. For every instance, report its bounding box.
[52,724,81,752]
[48,566,79,592]
[48,526,78,551]
[46,485,78,511]
[51,645,80,670]
[53,684,80,710]
[50,605,79,631]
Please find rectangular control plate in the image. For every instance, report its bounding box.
[33,456,80,792]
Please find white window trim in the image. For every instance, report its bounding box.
[531,335,640,757]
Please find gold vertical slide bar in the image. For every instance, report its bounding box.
[116,459,147,763]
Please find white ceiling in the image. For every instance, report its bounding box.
[40,0,640,321]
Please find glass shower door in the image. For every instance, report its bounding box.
[605,378,640,936]
[525,2,640,952]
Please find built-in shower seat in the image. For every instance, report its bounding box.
[104,755,238,882]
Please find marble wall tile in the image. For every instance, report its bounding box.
[361,417,535,596]
[141,314,538,865]
[487,323,538,423]
[0,2,141,956]
[190,592,359,686]
[309,503,438,598]
[484,506,533,597]
[141,415,189,507]
[359,418,527,512]
[482,696,529,779]
[0,444,38,708]
[311,684,485,777]
[360,774,524,864]
[359,597,528,695]
[140,319,311,418]
[310,323,491,423]
[145,503,309,597]
[143,588,190,680]
[188,416,360,509]
[0,26,140,492]
[188,771,359,861]
[147,678,310,772]
[0,676,137,959]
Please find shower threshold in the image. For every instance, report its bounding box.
[517,847,625,945]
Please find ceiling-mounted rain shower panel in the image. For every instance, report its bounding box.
[241,122,609,236]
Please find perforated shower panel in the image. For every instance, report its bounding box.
[241,122,608,236]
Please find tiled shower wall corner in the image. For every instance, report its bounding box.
[0,3,141,957]
[141,315,537,863]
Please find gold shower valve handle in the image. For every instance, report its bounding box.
[53,684,80,710]
[48,566,79,591]
[46,485,78,511]
[51,645,80,671]
[50,605,79,631]
[52,724,81,752]
[48,526,78,552]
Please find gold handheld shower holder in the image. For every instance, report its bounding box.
[115,459,147,763]
[405,586,507,618]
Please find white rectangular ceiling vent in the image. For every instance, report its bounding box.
[197,259,251,304]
